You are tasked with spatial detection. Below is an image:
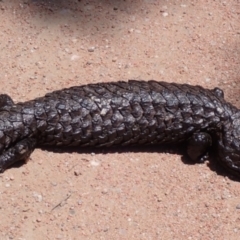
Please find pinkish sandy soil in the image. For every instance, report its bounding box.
[0,0,240,239]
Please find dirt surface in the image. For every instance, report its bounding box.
[0,0,239,239]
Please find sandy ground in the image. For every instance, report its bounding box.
[0,0,239,239]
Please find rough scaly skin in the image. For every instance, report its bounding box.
[0,80,240,177]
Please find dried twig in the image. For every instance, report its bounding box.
[51,192,72,212]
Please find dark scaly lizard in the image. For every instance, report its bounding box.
[0,80,239,177]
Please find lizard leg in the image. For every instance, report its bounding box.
[0,138,37,173]
[212,87,224,99]
[187,132,212,163]
[0,94,14,110]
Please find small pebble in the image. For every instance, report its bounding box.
[74,170,82,176]
[162,12,168,17]
[33,192,43,202]
[90,160,100,167]
[69,208,75,215]
[51,182,58,186]
[102,188,108,194]
[88,47,95,52]
[236,204,240,209]
[71,55,79,61]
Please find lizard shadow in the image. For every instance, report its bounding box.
[10,142,239,181]
[36,143,239,182]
